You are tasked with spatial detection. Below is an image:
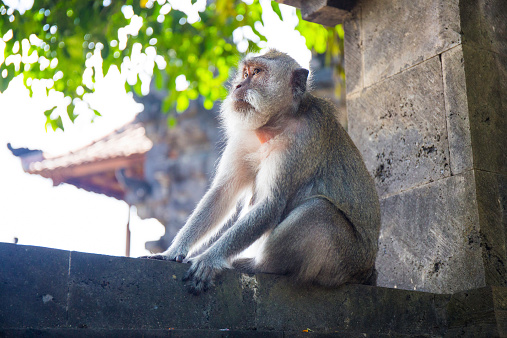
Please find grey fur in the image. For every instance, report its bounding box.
[144,50,381,294]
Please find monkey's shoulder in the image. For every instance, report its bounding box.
[297,95,342,132]
[300,94,338,115]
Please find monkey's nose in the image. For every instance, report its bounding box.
[235,84,242,90]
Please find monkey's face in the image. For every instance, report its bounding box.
[221,50,308,130]
[231,61,270,115]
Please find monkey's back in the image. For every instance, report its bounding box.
[296,94,381,260]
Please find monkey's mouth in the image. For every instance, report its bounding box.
[233,99,254,111]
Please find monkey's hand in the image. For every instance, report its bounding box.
[183,253,230,295]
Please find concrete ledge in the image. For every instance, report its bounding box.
[1,243,506,336]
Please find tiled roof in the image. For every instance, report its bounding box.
[28,122,152,173]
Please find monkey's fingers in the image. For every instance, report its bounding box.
[187,274,212,295]
[182,264,197,281]
[183,260,208,281]
[183,263,215,294]
[187,278,208,295]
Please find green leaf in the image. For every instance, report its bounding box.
[203,98,214,110]
[54,116,64,130]
[167,116,177,128]
[0,71,14,93]
[67,104,78,122]
[44,107,63,131]
[44,118,51,133]
[335,25,345,40]
[153,67,164,90]
[44,106,57,117]
[271,2,283,21]
[133,79,143,96]
[101,41,110,59]
[187,88,198,100]
[176,94,189,112]
[162,95,174,112]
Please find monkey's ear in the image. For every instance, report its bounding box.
[291,68,309,98]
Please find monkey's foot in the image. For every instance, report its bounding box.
[183,262,214,295]
[183,255,228,295]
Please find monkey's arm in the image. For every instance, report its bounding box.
[183,196,286,294]
[159,145,251,261]
[186,198,244,258]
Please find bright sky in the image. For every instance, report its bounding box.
[0,70,165,257]
[0,0,311,257]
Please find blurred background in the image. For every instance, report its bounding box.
[0,0,345,257]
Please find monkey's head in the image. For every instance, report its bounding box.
[221,49,309,130]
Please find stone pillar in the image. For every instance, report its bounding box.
[343,0,506,293]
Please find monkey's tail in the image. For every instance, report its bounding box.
[231,258,257,274]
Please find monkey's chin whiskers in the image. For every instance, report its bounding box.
[245,91,262,111]
[232,100,255,113]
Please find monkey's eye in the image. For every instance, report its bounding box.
[253,68,261,75]
[243,71,248,79]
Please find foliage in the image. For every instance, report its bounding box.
[0,0,342,131]
[297,12,345,99]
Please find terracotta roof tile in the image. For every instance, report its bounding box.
[28,122,152,173]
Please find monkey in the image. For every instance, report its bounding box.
[143,49,381,295]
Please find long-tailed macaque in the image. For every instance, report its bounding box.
[144,50,381,295]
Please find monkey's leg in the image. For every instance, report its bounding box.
[231,258,256,273]
[251,197,374,287]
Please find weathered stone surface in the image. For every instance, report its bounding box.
[276,0,357,26]
[446,286,507,337]
[343,7,363,95]
[0,243,69,329]
[341,0,506,297]
[6,243,507,335]
[376,171,485,294]
[170,330,283,338]
[301,1,354,27]
[348,56,450,197]
[441,45,474,175]
[460,0,507,56]
[360,0,460,87]
[254,274,448,335]
[462,45,507,175]
[67,251,255,330]
[69,253,448,334]
[0,329,284,337]
[475,170,507,287]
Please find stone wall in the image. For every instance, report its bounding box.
[3,243,507,336]
[343,0,507,293]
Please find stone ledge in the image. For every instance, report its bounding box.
[0,243,506,336]
[276,0,356,26]
[0,329,284,338]
[0,328,427,337]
